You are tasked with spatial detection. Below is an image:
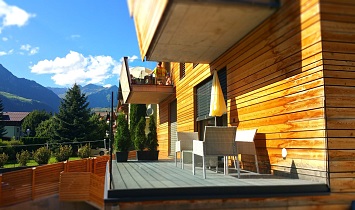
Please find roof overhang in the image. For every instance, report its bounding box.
[129,0,280,63]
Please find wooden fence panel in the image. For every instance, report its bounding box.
[33,162,64,199]
[1,168,32,206]
[59,172,90,201]
[90,173,105,208]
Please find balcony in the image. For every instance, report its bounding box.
[119,57,174,104]
[128,0,280,63]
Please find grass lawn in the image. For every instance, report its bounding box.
[3,156,81,168]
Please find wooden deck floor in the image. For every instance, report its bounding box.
[107,160,329,202]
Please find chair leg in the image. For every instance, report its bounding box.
[202,156,206,179]
[224,156,229,175]
[181,151,184,169]
[255,154,259,174]
[236,155,241,179]
[192,153,195,175]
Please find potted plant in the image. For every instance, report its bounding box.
[114,112,131,162]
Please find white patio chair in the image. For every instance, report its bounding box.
[234,128,258,178]
[192,126,237,179]
[175,132,198,169]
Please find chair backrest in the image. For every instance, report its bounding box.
[177,132,199,150]
[235,129,257,155]
[204,126,237,156]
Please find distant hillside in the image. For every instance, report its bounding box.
[48,84,118,109]
[0,64,61,112]
[0,91,55,112]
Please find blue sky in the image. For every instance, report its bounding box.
[0,0,156,88]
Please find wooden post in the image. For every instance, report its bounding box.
[93,157,97,174]
[32,167,36,200]
[64,160,68,172]
[0,174,2,205]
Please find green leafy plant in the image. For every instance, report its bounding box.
[78,144,91,158]
[33,147,51,165]
[146,115,159,151]
[16,150,31,166]
[0,152,9,167]
[54,145,72,162]
[134,117,146,151]
[114,113,131,152]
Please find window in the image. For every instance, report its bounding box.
[195,67,227,140]
[179,63,185,80]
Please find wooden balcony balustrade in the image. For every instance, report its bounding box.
[0,156,109,208]
[119,57,175,104]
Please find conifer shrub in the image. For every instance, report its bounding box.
[146,115,158,151]
[0,152,9,167]
[16,150,31,166]
[134,117,146,151]
[78,144,91,158]
[114,113,131,152]
[54,145,72,162]
[33,147,51,165]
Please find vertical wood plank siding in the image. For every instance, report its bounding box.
[156,0,331,182]
[320,0,355,192]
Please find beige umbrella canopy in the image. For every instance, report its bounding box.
[130,67,153,79]
[209,70,227,125]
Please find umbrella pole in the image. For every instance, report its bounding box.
[215,117,217,126]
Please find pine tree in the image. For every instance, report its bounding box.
[54,83,92,143]
[0,98,6,138]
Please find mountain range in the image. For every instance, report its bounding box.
[0,64,118,112]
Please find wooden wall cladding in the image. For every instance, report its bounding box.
[320,0,355,192]
[163,0,329,182]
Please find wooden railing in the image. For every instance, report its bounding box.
[0,156,109,208]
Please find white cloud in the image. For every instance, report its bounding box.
[0,0,35,33]
[0,48,13,56]
[20,44,30,51]
[70,34,80,39]
[20,44,39,55]
[29,47,39,55]
[30,51,121,87]
[120,55,138,62]
[2,36,7,41]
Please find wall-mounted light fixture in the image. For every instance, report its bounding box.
[282,148,287,160]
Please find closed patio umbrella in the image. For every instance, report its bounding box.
[209,70,227,125]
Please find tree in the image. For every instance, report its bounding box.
[134,117,146,151]
[35,117,57,141]
[0,98,6,138]
[22,110,51,137]
[54,83,92,143]
[88,113,107,141]
[114,112,131,152]
[146,115,158,151]
[129,104,146,142]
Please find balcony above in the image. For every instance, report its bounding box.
[128,0,280,64]
[119,57,174,104]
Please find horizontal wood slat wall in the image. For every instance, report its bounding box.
[320,0,355,193]
[162,0,328,182]
[0,156,108,208]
